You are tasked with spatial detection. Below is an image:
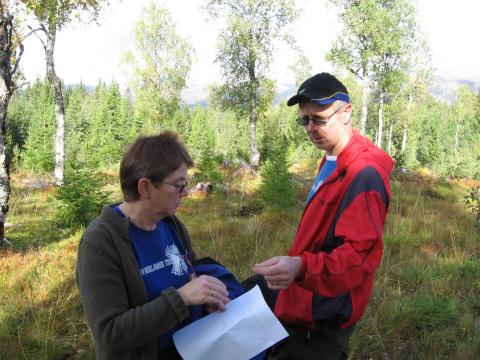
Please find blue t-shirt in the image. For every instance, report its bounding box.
[306,155,337,204]
[114,205,194,350]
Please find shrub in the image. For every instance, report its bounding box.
[464,186,480,224]
[194,143,223,184]
[55,168,111,228]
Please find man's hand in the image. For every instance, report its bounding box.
[252,256,303,290]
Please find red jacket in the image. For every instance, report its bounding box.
[274,131,393,330]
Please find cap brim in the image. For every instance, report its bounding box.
[287,94,338,106]
[286,94,310,106]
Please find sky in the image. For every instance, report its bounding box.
[19,0,480,103]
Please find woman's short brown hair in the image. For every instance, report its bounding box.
[120,131,194,202]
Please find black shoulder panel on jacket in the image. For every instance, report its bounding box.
[339,166,389,215]
[322,166,388,253]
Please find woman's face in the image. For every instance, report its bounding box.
[145,162,189,221]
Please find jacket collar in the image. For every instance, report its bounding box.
[320,131,393,178]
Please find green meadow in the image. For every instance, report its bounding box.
[1,165,479,359]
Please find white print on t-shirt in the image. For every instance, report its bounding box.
[139,244,187,276]
[165,244,188,276]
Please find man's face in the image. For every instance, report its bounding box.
[298,101,351,155]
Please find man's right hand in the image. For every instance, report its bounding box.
[252,256,303,290]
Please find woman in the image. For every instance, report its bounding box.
[76,131,230,360]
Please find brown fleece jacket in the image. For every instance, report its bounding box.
[76,205,196,360]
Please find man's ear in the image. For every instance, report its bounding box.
[137,177,150,199]
[342,104,353,124]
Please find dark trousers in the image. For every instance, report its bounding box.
[242,275,354,359]
[268,323,355,360]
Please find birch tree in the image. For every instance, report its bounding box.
[452,85,477,155]
[204,0,296,168]
[327,0,422,140]
[122,2,194,133]
[22,0,108,185]
[0,4,23,245]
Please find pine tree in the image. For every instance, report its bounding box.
[65,83,89,167]
[259,134,295,208]
[6,90,30,168]
[188,106,222,183]
[86,82,133,169]
[22,81,56,173]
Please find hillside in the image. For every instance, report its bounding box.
[1,167,479,359]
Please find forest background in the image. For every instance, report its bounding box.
[1,0,479,359]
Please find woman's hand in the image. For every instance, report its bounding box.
[178,275,230,312]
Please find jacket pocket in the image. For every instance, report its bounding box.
[312,291,352,331]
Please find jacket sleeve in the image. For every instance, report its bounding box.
[76,226,190,353]
[297,166,389,297]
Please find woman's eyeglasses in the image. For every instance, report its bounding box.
[161,180,189,194]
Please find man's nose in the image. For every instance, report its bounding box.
[305,119,316,132]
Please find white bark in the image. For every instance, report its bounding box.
[54,104,65,184]
[45,27,65,185]
[454,122,460,153]
[0,91,10,245]
[0,14,16,245]
[402,93,413,152]
[376,92,384,148]
[387,122,393,154]
[359,77,370,136]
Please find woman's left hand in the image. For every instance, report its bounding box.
[178,275,230,311]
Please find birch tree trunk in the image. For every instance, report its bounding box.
[454,122,460,154]
[248,57,260,168]
[387,122,393,154]
[359,76,369,136]
[402,93,413,152]
[376,92,384,148]
[0,14,19,246]
[0,90,11,246]
[45,27,65,185]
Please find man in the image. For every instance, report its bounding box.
[253,72,393,360]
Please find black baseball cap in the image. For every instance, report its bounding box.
[287,72,350,106]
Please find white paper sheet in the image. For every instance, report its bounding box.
[172,285,288,360]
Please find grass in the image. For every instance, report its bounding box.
[1,166,479,359]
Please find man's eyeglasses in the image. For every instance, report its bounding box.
[161,180,189,194]
[296,106,341,127]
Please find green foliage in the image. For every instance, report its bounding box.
[328,0,421,79]
[123,2,194,130]
[21,81,56,173]
[22,0,108,30]
[89,82,134,168]
[464,186,480,224]
[205,0,297,166]
[5,89,31,168]
[211,109,250,164]
[288,48,313,88]
[259,135,295,208]
[64,83,89,166]
[54,168,110,229]
[187,107,222,183]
